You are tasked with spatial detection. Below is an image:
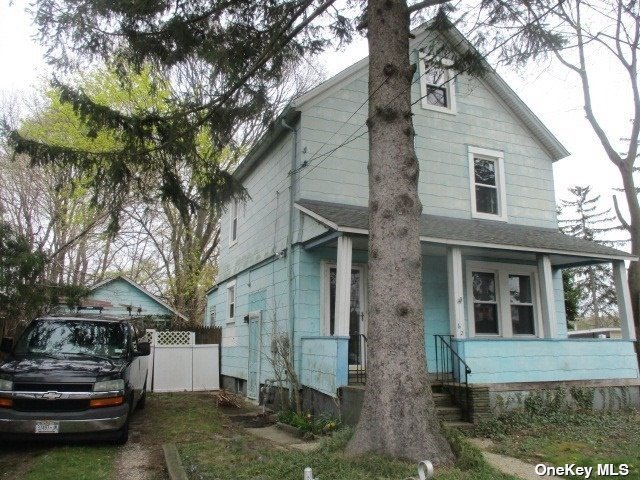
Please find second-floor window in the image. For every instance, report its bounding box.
[469,146,507,221]
[230,199,238,245]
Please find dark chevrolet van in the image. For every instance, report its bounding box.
[0,316,150,443]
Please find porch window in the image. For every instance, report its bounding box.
[467,261,541,337]
[509,275,535,334]
[468,146,507,221]
[472,272,499,334]
[418,53,456,114]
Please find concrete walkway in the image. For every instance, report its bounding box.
[469,439,561,480]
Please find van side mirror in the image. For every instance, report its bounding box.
[0,338,13,354]
[135,341,151,357]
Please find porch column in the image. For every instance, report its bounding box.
[447,246,465,338]
[537,254,556,338]
[613,260,636,340]
[334,235,353,337]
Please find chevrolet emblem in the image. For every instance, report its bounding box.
[41,391,62,400]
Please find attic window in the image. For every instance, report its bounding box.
[425,67,448,107]
[419,53,456,114]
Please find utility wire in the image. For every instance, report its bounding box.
[292,2,562,182]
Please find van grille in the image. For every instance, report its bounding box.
[12,398,90,412]
[13,383,93,392]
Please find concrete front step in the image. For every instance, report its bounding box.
[444,420,475,434]
[340,383,468,424]
[432,392,453,407]
[436,405,463,421]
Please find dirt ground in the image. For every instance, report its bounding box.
[110,408,169,480]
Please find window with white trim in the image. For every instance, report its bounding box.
[469,146,507,221]
[467,262,541,337]
[229,199,238,245]
[418,53,456,114]
[226,281,236,323]
[209,306,216,326]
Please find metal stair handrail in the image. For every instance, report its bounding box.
[434,334,472,421]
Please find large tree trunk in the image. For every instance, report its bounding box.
[619,162,640,358]
[346,0,453,465]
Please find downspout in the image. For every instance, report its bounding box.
[282,119,298,380]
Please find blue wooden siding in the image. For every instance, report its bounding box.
[298,47,557,228]
[87,278,173,318]
[300,336,349,397]
[423,255,451,372]
[457,339,639,384]
[217,133,293,282]
[205,289,217,326]
[215,257,289,381]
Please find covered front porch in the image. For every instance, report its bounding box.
[295,200,639,406]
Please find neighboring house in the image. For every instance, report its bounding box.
[205,21,639,419]
[62,275,187,324]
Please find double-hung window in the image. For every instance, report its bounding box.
[469,146,507,221]
[229,199,238,245]
[467,262,540,337]
[418,53,456,114]
[227,281,236,323]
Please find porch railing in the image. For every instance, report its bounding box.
[349,333,367,385]
[434,334,471,421]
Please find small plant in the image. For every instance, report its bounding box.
[569,387,595,411]
[278,410,340,435]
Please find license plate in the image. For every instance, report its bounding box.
[35,421,59,434]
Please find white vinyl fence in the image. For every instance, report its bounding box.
[145,330,220,392]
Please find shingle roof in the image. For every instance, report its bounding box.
[296,199,634,260]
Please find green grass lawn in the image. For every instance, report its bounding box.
[21,446,118,480]
[175,393,516,480]
[474,408,640,480]
[180,426,518,480]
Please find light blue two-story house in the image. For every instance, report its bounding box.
[205,22,639,420]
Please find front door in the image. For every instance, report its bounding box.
[325,264,367,368]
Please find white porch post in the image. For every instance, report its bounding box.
[447,247,465,338]
[335,235,353,337]
[613,260,636,340]
[537,254,556,338]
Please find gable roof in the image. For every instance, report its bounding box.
[295,199,634,262]
[291,21,568,161]
[233,18,569,184]
[90,275,188,321]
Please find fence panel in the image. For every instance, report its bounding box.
[192,345,220,391]
[145,329,220,392]
[153,346,194,392]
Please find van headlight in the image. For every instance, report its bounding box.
[94,379,124,392]
[0,379,12,391]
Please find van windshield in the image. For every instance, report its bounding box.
[13,320,128,359]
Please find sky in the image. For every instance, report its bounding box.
[0,2,632,231]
